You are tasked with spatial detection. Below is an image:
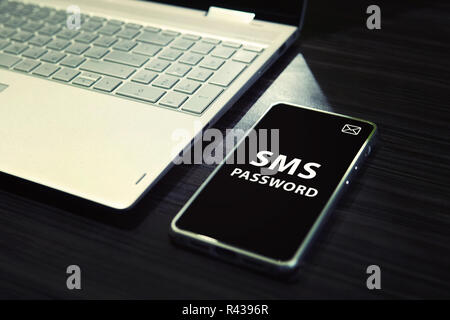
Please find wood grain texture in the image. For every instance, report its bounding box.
[0,0,449,299]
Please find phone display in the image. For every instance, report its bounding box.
[171,103,377,274]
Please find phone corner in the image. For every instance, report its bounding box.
[366,121,379,147]
[367,120,378,133]
[169,216,182,235]
[168,221,186,247]
[273,256,300,272]
[267,101,288,112]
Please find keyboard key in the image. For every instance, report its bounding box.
[174,79,201,94]
[108,19,124,26]
[209,61,246,87]
[90,16,107,23]
[10,31,33,42]
[0,39,9,50]
[81,60,135,79]
[232,50,258,63]
[12,2,35,15]
[93,35,117,47]
[45,12,66,24]
[29,34,52,46]
[191,42,215,55]
[47,38,70,51]
[84,46,109,59]
[158,48,183,61]
[181,84,223,114]
[75,32,98,44]
[133,43,161,56]
[4,42,28,55]
[28,8,51,21]
[22,47,47,59]
[52,68,80,82]
[93,77,122,92]
[0,27,16,38]
[0,14,10,24]
[243,44,264,53]
[32,63,60,77]
[4,16,25,28]
[116,82,166,103]
[41,51,66,63]
[81,20,102,32]
[21,20,44,32]
[125,23,142,29]
[159,91,188,108]
[187,68,213,82]
[152,74,179,89]
[199,56,224,70]
[222,41,242,48]
[116,28,140,39]
[166,63,191,77]
[14,59,40,72]
[131,70,158,84]
[162,30,180,37]
[171,38,194,50]
[39,24,61,36]
[72,76,97,87]
[0,53,21,68]
[66,43,90,55]
[104,50,148,67]
[60,55,86,68]
[182,34,201,41]
[137,32,174,46]
[112,39,137,52]
[145,59,170,72]
[143,26,160,33]
[211,47,236,59]
[57,29,80,40]
[178,52,203,65]
[80,14,90,23]
[98,24,121,36]
[13,4,35,17]
[202,38,221,45]
[78,72,101,81]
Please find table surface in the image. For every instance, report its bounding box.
[0,0,449,299]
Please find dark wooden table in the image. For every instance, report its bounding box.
[0,0,449,299]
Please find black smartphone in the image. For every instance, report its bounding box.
[170,103,377,276]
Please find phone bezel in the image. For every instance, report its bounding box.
[170,102,377,274]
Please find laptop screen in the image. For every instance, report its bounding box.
[150,0,307,26]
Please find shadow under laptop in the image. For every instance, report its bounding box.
[0,164,192,230]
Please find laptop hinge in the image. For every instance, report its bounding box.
[206,6,255,24]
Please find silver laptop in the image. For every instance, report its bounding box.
[0,0,306,209]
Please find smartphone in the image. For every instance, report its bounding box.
[170,103,377,276]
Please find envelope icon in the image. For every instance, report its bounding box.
[341,124,361,135]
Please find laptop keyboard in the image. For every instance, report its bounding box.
[0,0,264,115]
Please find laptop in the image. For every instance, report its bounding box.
[0,0,307,210]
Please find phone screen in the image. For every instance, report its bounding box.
[174,104,376,262]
